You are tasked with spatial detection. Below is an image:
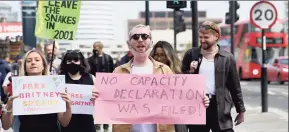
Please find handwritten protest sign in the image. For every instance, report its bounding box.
[66,84,94,115]
[12,75,66,115]
[94,73,206,124]
[35,1,81,40]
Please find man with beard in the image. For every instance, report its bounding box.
[44,42,61,75]
[87,41,114,132]
[181,21,246,132]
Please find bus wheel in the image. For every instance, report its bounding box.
[278,73,284,84]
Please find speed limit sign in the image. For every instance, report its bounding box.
[250,1,278,29]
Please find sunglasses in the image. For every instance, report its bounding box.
[130,34,150,40]
[199,25,219,33]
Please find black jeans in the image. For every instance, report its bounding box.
[187,96,234,132]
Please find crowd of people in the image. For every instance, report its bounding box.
[0,20,245,132]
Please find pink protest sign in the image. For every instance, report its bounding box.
[94,73,206,124]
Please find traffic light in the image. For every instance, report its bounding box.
[167,0,187,9]
[175,10,186,34]
[225,1,240,24]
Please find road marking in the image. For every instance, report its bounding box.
[242,87,255,92]
[268,91,276,95]
[270,108,288,121]
[240,82,248,85]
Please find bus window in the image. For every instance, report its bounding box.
[221,26,230,36]
[249,23,261,32]
[266,48,282,62]
[251,48,260,64]
[254,47,285,64]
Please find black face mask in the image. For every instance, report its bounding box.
[65,63,81,75]
[93,49,98,55]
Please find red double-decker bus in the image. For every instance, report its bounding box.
[218,19,288,80]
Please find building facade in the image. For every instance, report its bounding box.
[128,10,222,32]
[0,3,19,22]
[58,1,122,57]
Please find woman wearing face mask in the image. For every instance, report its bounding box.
[58,50,99,132]
[1,50,72,132]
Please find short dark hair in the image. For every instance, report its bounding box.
[59,50,90,75]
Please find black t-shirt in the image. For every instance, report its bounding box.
[61,73,95,132]
[97,56,106,72]
[19,114,60,132]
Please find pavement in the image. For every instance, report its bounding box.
[232,81,288,132]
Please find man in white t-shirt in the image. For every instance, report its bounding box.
[112,24,210,132]
[182,21,245,132]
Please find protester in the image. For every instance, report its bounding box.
[2,55,23,97]
[58,50,99,132]
[88,41,114,74]
[1,50,72,132]
[182,21,246,132]
[0,54,11,102]
[120,51,133,65]
[112,24,210,132]
[150,41,187,132]
[44,42,61,75]
[87,41,113,132]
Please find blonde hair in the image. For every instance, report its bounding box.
[202,21,221,33]
[128,24,152,39]
[20,50,49,76]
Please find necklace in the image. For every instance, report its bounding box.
[202,48,218,54]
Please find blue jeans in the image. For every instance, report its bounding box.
[12,116,20,132]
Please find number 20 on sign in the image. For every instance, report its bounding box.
[250,1,278,29]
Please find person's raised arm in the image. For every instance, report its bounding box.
[57,92,72,127]
[2,96,18,130]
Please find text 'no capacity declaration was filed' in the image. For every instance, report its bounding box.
[94,73,206,124]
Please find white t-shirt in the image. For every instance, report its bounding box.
[131,62,153,75]
[2,72,12,87]
[130,61,157,132]
[199,57,216,95]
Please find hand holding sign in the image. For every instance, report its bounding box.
[91,89,99,102]
[203,96,210,108]
[60,92,71,110]
[6,95,19,113]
